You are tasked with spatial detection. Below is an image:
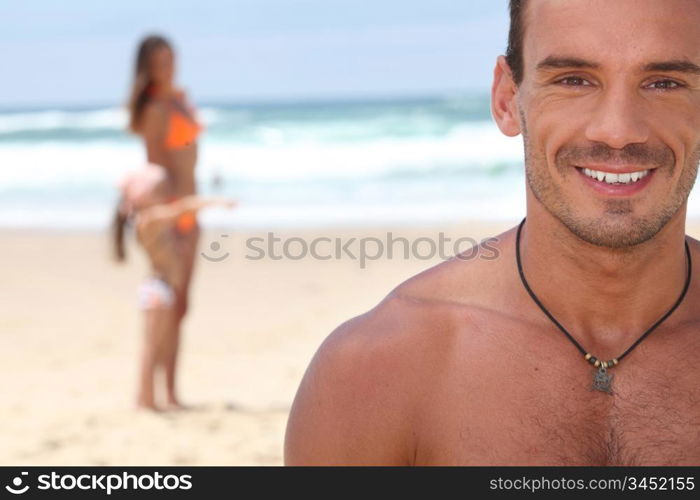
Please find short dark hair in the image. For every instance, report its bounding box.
[505,0,527,85]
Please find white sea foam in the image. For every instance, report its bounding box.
[0,108,128,133]
[0,122,521,189]
[3,98,699,229]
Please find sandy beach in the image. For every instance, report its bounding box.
[0,220,511,465]
[2,219,699,465]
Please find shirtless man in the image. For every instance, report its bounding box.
[285,0,700,465]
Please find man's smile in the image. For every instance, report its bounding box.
[574,165,656,196]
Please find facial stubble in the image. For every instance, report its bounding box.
[520,111,700,248]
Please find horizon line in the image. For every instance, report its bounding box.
[0,88,491,112]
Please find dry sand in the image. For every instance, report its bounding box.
[3,219,699,465]
[0,220,517,465]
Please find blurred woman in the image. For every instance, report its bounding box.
[115,164,234,410]
[116,34,204,409]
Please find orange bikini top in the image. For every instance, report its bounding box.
[143,87,202,148]
[165,108,202,149]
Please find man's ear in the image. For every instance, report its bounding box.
[491,55,521,137]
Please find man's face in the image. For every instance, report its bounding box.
[515,0,700,247]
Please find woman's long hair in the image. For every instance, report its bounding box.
[127,34,172,133]
[115,35,172,261]
[111,201,129,262]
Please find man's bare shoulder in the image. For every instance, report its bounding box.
[317,224,520,376]
[284,294,422,464]
[285,224,521,464]
[284,292,445,464]
[327,225,513,346]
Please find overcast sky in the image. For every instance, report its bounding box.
[0,1,510,107]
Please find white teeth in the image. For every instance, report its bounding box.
[581,168,650,184]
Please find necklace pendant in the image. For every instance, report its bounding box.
[591,366,614,395]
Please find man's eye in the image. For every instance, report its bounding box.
[557,76,590,87]
[646,80,681,90]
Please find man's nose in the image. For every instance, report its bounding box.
[584,84,650,149]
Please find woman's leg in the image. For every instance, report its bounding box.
[137,306,173,410]
[163,226,199,407]
[136,276,177,410]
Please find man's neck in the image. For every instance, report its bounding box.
[519,204,690,356]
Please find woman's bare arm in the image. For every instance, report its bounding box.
[141,101,169,166]
[137,197,236,231]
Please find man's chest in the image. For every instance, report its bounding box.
[414,333,700,465]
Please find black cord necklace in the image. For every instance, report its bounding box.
[515,217,692,395]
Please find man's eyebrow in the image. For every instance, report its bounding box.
[643,60,700,75]
[535,56,600,71]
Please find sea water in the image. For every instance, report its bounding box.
[4,94,664,230]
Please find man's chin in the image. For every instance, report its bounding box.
[558,213,663,249]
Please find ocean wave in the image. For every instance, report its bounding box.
[0,96,492,144]
[0,96,534,228]
[198,122,523,181]
[0,108,128,134]
[0,123,522,190]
